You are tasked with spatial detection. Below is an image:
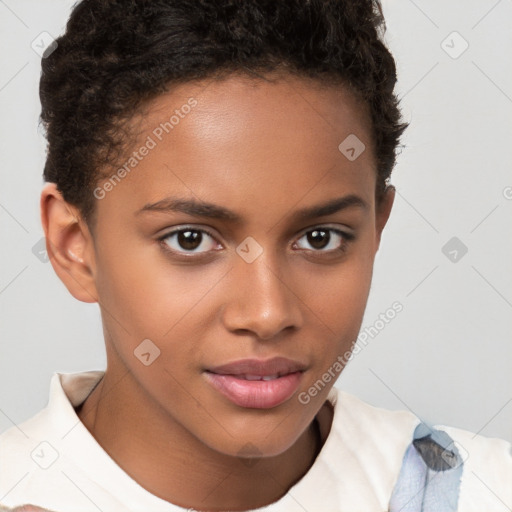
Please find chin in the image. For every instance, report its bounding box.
[204,422,307,461]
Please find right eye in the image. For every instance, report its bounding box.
[158,226,221,256]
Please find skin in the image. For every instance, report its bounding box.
[0,507,52,512]
[1,508,52,512]
[40,73,394,511]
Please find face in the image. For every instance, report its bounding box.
[49,73,393,458]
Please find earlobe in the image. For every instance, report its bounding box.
[40,183,98,304]
[375,184,395,251]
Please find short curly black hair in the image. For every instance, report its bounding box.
[40,0,408,228]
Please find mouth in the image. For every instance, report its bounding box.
[203,357,306,409]
[225,374,285,381]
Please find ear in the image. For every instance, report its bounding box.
[40,183,98,303]
[374,184,395,252]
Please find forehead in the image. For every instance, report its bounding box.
[94,73,377,226]
[141,72,373,153]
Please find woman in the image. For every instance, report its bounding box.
[1,0,510,510]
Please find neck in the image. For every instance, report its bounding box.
[77,367,331,511]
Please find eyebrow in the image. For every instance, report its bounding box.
[136,194,368,222]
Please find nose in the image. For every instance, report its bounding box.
[220,251,304,340]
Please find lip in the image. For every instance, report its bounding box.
[204,357,306,409]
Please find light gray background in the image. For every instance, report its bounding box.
[1,0,511,443]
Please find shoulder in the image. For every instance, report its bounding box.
[389,419,512,511]
[320,389,421,508]
[438,424,512,511]
[0,371,105,509]
[0,402,56,489]
[328,389,512,510]
[0,408,49,461]
[0,408,51,507]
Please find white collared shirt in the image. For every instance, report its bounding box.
[1,371,511,511]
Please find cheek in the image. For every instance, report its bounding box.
[94,238,218,334]
[302,246,375,357]
[92,239,228,388]
[308,260,372,315]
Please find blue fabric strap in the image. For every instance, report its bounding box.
[389,422,464,512]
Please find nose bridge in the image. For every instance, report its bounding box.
[222,246,303,339]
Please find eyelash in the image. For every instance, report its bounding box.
[157,225,355,259]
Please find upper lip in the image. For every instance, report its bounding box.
[206,357,307,377]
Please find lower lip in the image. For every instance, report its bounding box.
[204,371,303,409]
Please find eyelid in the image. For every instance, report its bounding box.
[295,223,354,240]
[158,225,219,239]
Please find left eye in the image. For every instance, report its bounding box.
[294,228,352,252]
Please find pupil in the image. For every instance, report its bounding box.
[178,230,201,250]
[308,229,329,249]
